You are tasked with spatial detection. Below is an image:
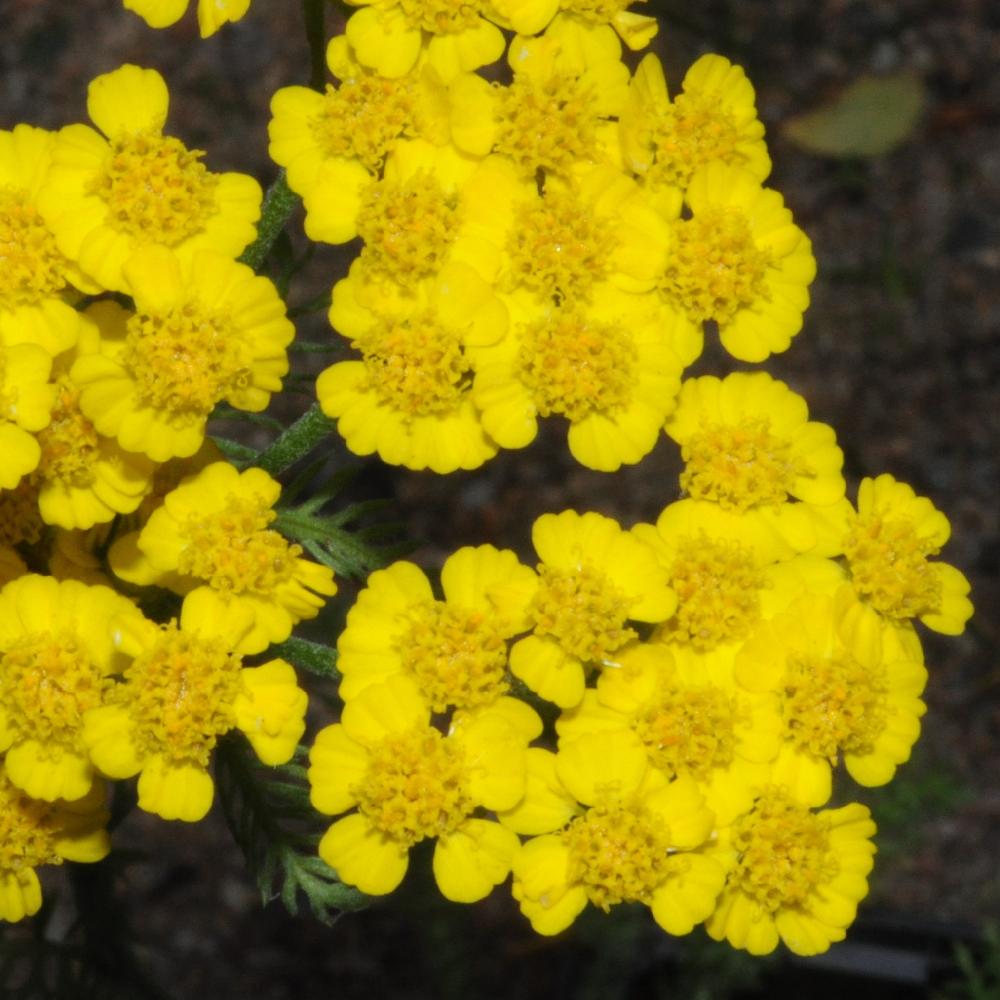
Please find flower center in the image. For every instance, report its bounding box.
[632,685,740,780]
[0,773,61,874]
[563,798,674,909]
[646,95,744,192]
[0,475,44,546]
[176,496,303,596]
[659,535,765,650]
[680,419,801,512]
[356,173,460,284]
[397,0,483,32]
[310,76,418,174]
[36,378,102,487]
[661,208,772,324]
[495,74,599,181]
[516,309,636,421]
[844,515,942,619]
[0,630,109,746]
[530,564,636,663]
[400,601,510,713]
[116,623,242,766]
[0,187,67,308]
[354,727,473,846]
[784,653,888,760]
[123,303,249,418]
[92,130,218,245]
[357,314,472,418]
[731,789,838,913]
[562,0,633,20]
[506,187,614,303]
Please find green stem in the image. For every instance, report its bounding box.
[238,171,300,273]
[254,403,335,478]
[302,0,327,91]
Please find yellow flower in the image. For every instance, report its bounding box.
[337,546,538,710]
[83,590,308,822]
[706,787,876,956]
[0,125,95,357]
[343,1,506,80]
[317,260,507,473]
[0,341,55,490]
[110,462,337,655]
[308,674,535,901]
[511,730,724,936]
[38,65,261,293]
[509,510,676,707]
[0,574,144,802]
[620,53,770,213]
[474,288,692,471]
[449,18,630,177]
[70,249,293,463]
[658,162,816,362]
[842,473,973,635]
[489,2,658,50]
[557,643,783,825]
[122,0,252,36]
[0,773,110,924]
[736,590,927,806]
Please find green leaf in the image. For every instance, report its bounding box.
[784,71,926,158]
[268,636,339,679]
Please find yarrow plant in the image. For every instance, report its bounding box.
[0,0,975,983]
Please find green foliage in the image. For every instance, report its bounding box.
[214,736,368,926]
[268,635,339,679]
[939,924,1000,1000]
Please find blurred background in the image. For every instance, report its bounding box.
[2,0,998,996]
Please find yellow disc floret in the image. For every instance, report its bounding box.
[354,727,473,847]
[730,789,838,913]
[0,187,66,307]
[397,0,483,32]
[563,798,674,909]
[680,419,801,512]
[661,208,772,324]
[562,0,633,21]
[310,76,417,173]
[356,174,460,284]
[516,310,636,421]
[36,378,101,488]
[176,496,303,596]
[632,686,740,779]
[784,654,888,761]
[844,514,942,619]
[123,304,248,418]
[530,564,636,663]
[401,601,510,712]
[660,535,765,650]
[0,772,62,874]
[0,631,109,745]
[115,623,242,766]
[91,130,218,245]
[358,314,472,418]
[494,74,598,180]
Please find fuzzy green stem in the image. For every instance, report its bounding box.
[255,403,336,477]
[302,0,327,91]
[239,171,300,273]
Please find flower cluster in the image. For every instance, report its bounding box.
[266,5,815,473]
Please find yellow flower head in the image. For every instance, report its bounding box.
[337,546,538,711]
[490,2,658,50]
[0,341,55,491]
[83,589,308,822]
[0,772,110,924]
[111,462,337,655]
[70,250,293,463]
[843,473,973,635]
[509,510,676,708]
[318,260,507,473]
[122,0,252,37]
[706,787,876,956]
[621,54,770,210]
[0,574,144,802]
[736,590,928,805]
[658,162,816,363]
[38,65,261,293]
[511,730,723,936]
[309,674,536,901]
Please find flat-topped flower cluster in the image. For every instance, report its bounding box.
[1,0,974,965]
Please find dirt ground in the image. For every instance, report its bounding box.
[2,0,998,996]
